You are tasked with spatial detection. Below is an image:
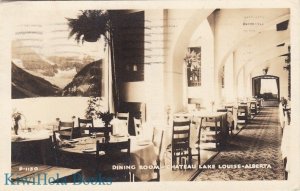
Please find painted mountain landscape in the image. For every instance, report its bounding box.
[11,39,103,99]
[11,59,102,99]
[11,12,104,99]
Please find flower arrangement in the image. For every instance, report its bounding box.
[12,111,22,122]
[12,109,22,135]
[183,50,201,69]
[86,97,114,125]
[97,111,114,126]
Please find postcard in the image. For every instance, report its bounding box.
[0,0,299,190]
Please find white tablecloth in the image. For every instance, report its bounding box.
[281,123,290,172]
[11,130,51,142]
[130,137,157,181]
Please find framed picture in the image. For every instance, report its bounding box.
[186,47,201,87]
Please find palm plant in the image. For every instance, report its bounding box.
[67,10,118,112]
[67,10,110,43]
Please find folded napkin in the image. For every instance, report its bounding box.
[59,141,75,148]
[110,118,128,136]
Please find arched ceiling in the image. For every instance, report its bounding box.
[231,15,290,79]
[216,9,290,69]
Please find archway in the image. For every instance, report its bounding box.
[252,75,280,103]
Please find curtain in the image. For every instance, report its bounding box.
[254,78,261,97]
[109,32,120,113]
[276,78,280,99]
[103,32,119,114]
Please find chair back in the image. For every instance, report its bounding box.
[133,117,142,136]
[152,128,164,158]
[172,120,191,147]
[96,139,130,156]
[117,112,129,122]
[171,120,192,168]
[151,128,164,181]
[173,115,190,121]
[96,139,131,181]
[78,118,94,128]
[78,118,94,136]
[191,117,202,140]
[58,121,74,139]
[225,106,234,113]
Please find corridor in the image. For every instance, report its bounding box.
[194,107,285,180]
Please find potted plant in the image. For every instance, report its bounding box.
[98,111,114,142]
[85,97,101,119]
[67,10,119,112]
[67,10,110,43]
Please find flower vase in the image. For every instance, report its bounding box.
[103,122,110,142]
[14,122,19,135]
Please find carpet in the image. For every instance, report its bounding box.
[194,107,285,181]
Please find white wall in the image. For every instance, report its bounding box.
[165,9,214,112]
[12,97,89,128]
[222,53,234,102]
[186,20,214,109]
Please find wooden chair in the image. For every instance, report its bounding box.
[58,121,75,140]
[225,106,234,113]
[201,116,223,150]
[237,105,248,126]
[190,117,202,168]
[133,117,142,136]
[116,112,130,135]
[96,139,132,182]
[250,102,257,116]
[50,132,61,166]
[151,128,164,181]
[78,118,95,136]
[218,109,233,135]
[171,120,192,170]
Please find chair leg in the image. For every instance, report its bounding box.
[188,148,192,165]
[197,147,200,167]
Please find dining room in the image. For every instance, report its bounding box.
[9,6,294,183]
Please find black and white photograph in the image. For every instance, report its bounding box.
[0,1,299,190]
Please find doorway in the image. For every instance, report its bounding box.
[252,75,280,106]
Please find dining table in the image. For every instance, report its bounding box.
[58,135,157,181]
[11,130,52,164]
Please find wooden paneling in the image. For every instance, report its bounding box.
[114,11,145,82]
